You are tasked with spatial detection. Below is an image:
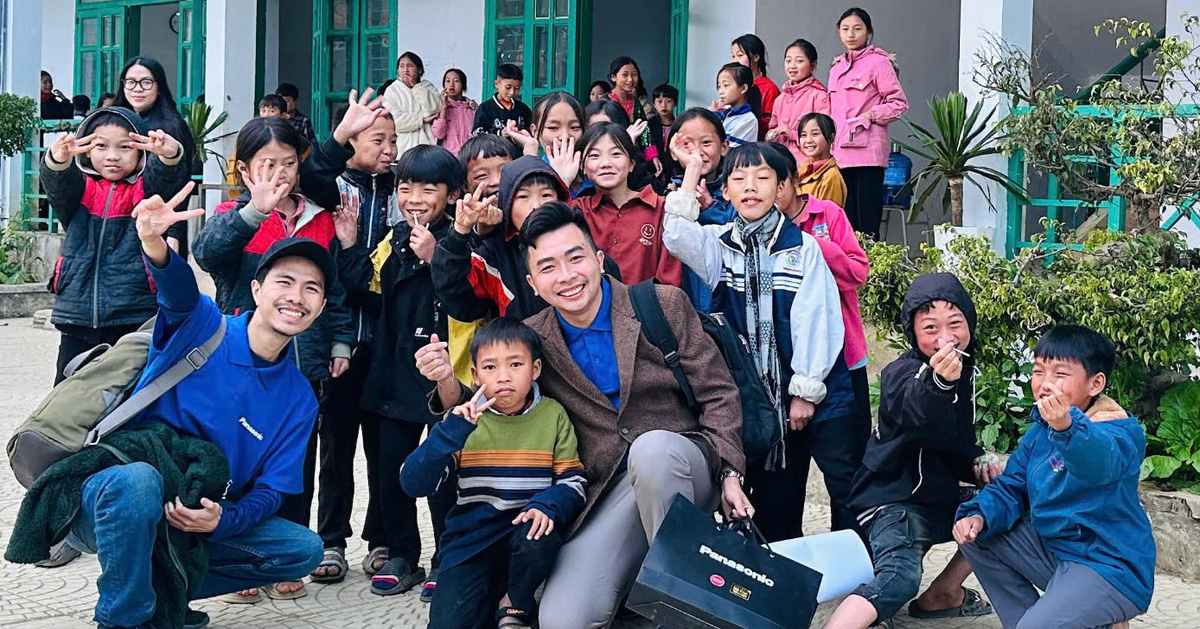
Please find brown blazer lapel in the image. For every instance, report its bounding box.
[527,306,616,410]
[609,282,641,411]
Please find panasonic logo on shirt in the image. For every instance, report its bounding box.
[239,417,264,441]
[698,545,774,586]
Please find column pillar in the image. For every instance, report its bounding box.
[958,0,1033,253]
[1,0,43,219]
[202,0,258,211]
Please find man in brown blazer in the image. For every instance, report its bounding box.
[416,202,753,627]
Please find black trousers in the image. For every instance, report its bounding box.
[375,417,456,570]
[428,520,564,629]
[55,323,142,384]
[747,409,871,541]
[843,166,886,240]
[316,350,383,549]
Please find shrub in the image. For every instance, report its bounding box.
[0,93,39,159]
[860,232,1200,485]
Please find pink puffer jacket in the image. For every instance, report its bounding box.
[768,76,832,163]
[827,46,908,169]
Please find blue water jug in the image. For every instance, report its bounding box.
[883,144,912,206]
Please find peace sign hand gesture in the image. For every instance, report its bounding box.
[333,88,388,145]
[451,386,496,425]
[48,132,96,164]
[130,129,183,161]
[132,182,201,265]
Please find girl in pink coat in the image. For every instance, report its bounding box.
[430,69,478,157]
[828,7,908,240]
[766,39,831,163]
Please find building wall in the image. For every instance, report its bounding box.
[590,0,672,96]
[685,0,755,107]
[138,3,179,92]
[396,0,486,101]
[40,0,74,94]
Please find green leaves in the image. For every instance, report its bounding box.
[181,100,230,164]
[1157,382,1200,475]
[0,93,39,159]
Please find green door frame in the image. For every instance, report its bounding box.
[669,0,688,93]
[311,0,398,137]
[73,0,206,107]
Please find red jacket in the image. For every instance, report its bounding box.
[571,186,683,287]
[754,76,781,140]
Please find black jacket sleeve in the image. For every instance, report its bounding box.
[337,239,374,303]
[878,357,972,453]
[40,158,86,229]
[300,137,354,212]
[431,228,494,322]
[192,203,261,277]
[324,240,356,350]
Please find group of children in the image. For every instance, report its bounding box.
[40,8,1158,628]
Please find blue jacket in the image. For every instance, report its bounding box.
[959,398,1155,611]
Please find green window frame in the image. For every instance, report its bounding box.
[311,0,397,136]
[483,0,588,106]
[669,0,688,93]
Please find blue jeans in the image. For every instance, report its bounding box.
[65,462,323,627]
[850,502,954,621]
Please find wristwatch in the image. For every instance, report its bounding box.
[720,469,744,485]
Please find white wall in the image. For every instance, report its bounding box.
[396,0,486,101]
[686,0,755,107]
[39,0,74,94]
[138,3,180,93]
[591,0,672,95]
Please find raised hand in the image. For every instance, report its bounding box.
[546,135,581,186]
[451,386,496,425]
[670,134,705,195]
[333,88,387,144]
[1036,381,1073,431]
[48,132,96,164]
[415,333,454,384]
[410,221,436,263]
[333,189,360,248]
[454,182,500,235]
[696,178,715,211]
[247,159,290,214]
[132,182,201,266]
[929,342,963,384]
[503,120,539,157]
[626,119,648,142]
[130,129,183,160]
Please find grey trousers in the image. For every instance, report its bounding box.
[539,430,718,629]
[961,520,1142,628]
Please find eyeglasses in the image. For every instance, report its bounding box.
[123,78,156,91]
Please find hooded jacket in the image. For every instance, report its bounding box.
[957,396,1155,611]
[336,166,397,346]
[382,79,441,154]
[768,76,832,161]
[797,157,847,208]
[431,157,622,322]
[827,46,908,169]
[42,107,171,329]
[848,273,984,524]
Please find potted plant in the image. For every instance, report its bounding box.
[895,91,1027,251]
[182,99,231,174]
[0,93,39,160]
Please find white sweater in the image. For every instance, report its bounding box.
[383,79,441,154]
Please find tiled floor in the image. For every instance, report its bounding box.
[1,317,1197,628]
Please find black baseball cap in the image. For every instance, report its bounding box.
[255,238,337,291]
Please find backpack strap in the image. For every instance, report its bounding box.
[627,281,697,411]
[83,317,228,446]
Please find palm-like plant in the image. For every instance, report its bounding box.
[896,92,1027,226]
[182,99,231,164]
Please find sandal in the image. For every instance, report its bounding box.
[496,606,533,629]
[908,587,993,619]
[370,557,426,597]
[310,547,349,584]
[362,546,390,576]
[263,581,308,600]
[218,588,264,604]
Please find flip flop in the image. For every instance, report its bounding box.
[310,547,349,584]
[908,587,993,619]
[218,589,264,604]
[362,546,390,576]
[263,581,308,600]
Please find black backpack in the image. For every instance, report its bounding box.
[628,281,782,466]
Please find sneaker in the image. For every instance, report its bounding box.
[184,609,210,629]
[420,568,439,603]
[370,557,426,597]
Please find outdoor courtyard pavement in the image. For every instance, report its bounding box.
[1,316,1198,628]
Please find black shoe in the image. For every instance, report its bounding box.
[369,557,426,596]
[184,609,210,629]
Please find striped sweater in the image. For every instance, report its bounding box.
[399,386,586,569]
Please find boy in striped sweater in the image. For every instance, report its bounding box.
[401,317,586,629]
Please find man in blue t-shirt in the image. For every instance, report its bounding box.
[62,183,329,629]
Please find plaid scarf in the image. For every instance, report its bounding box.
[735,209,788,468]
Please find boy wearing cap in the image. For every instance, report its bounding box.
[53,185,327,629]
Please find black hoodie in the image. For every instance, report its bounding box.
[847,273,984,525]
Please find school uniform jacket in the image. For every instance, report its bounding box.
[662,189,854,421]
[472,95,533,135]
[42,106,175,329]
[336,166,397,346]
[571,185,683,287]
